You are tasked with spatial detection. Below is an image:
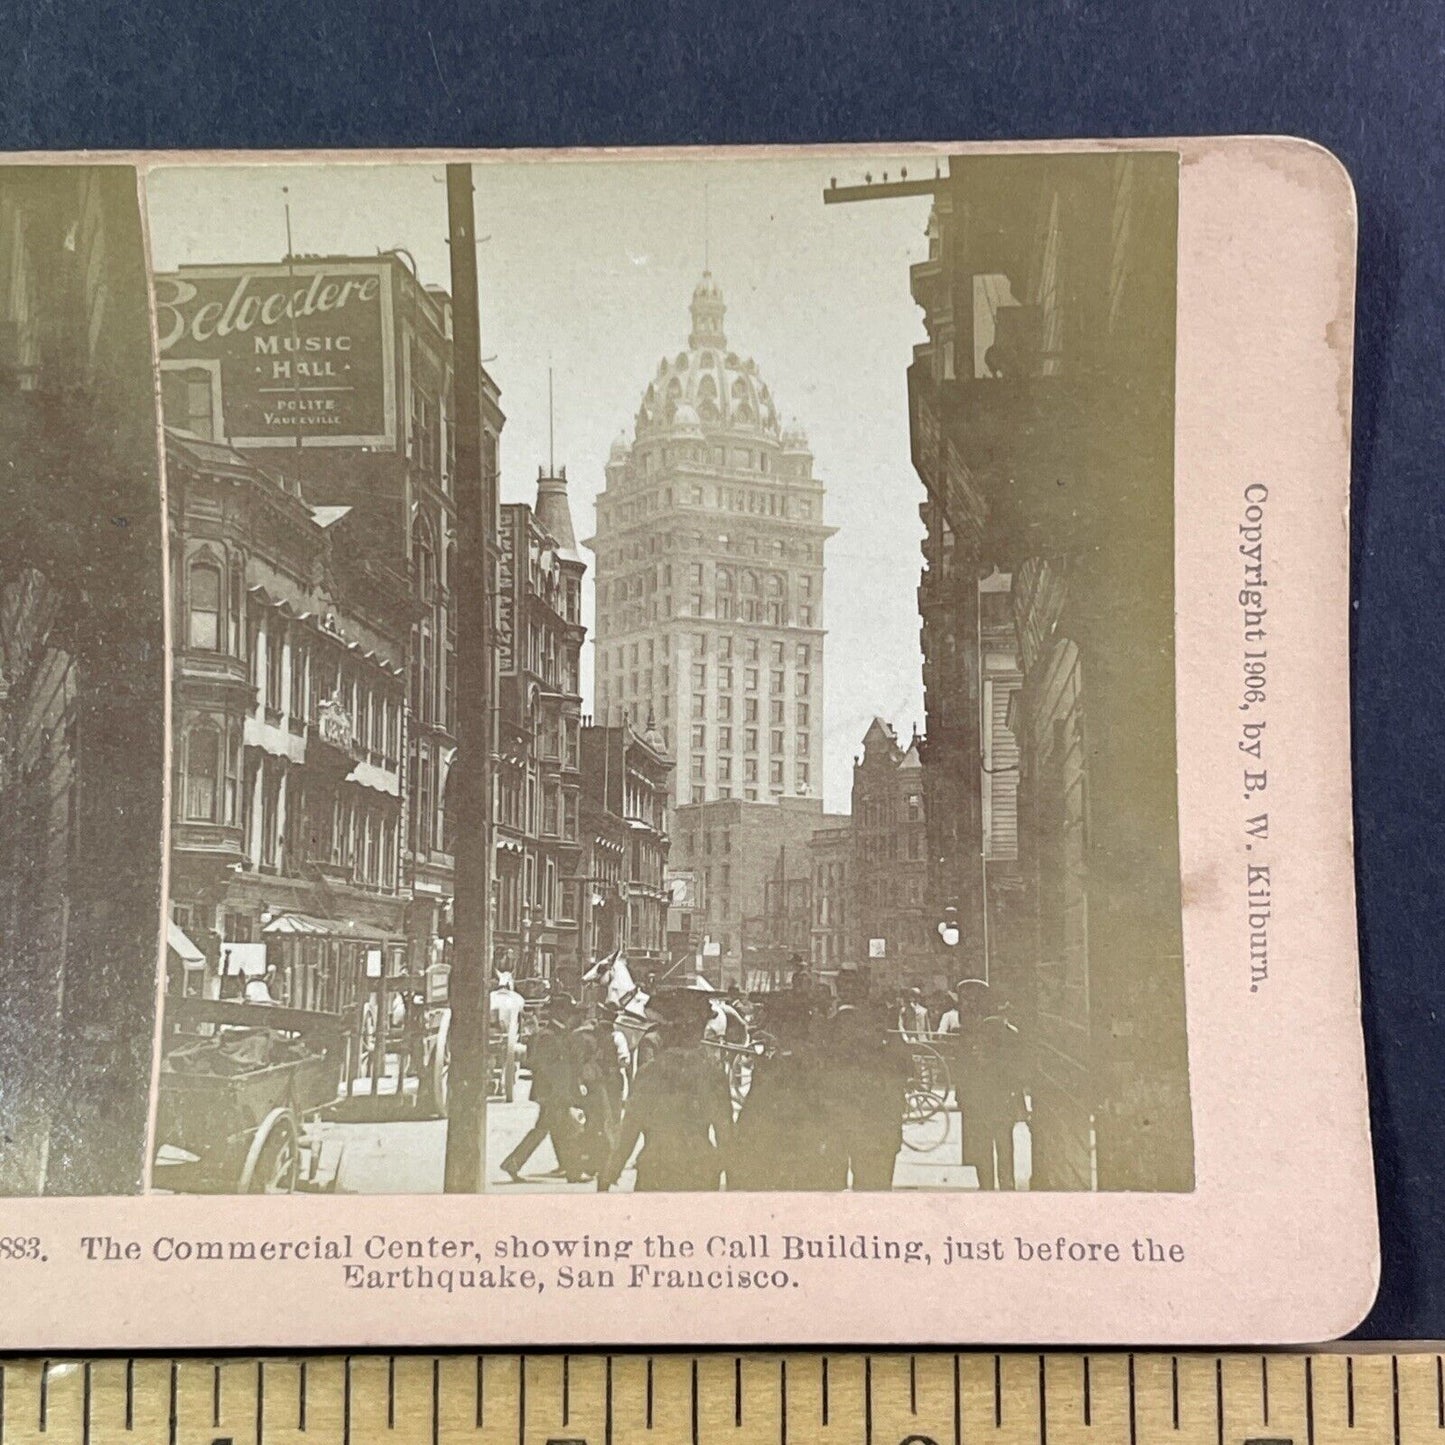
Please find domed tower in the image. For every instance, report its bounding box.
[583,273,836,811]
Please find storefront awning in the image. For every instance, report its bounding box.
[167,920,206,970]
[262,912,403,945]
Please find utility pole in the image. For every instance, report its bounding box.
[443,164,495,1193]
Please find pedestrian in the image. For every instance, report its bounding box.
[729,989,834,1190]
[572,1008,624,1180]
[599,989,732,1192]
[488,969,525,1102]
[499,996,587,1184]
[822,1002,910,1190]
[954,982,1024,1190]
[897,987,930,1040]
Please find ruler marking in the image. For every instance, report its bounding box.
[821,1357,829,1428]
[39,1359,48,1433]
[735,1357,743,1428]
[605,1355,614,1445]
[1348,1357,1356,1429]
[1263,1355,1271,1425]
[256,1361,264,1445]
[995,1355,1003,1428]
[910,1356,918,1416]
[476,1355,484,1430]
[865,1357,874,1445]
[299,1361,307,1433]
[1306,1356,1316,1445]
[1127,1355,1137,1445]
[388,1355,397,1431]
[1038,1356,1048,1445]
[646,1357,654,1431]
[82,1362,91,1445]
[1215,1358,1224,1445]
[1437,1355,1443,1429]
[563,1354,571,1426]
[432,1358,440,1445]
[343,1356,352,1445]
[125,1359,135,1433]
[519,1356,527,1445]
[1393,1356,1402,1445]
[779,1360,787,1445]
[953,1354,962,1445]
[0,1361,6,1445]
[212,1361,221,1428]
[690,1359,699,1445]
[1083,1356,1092,1427]
[168,1360,178,1445]
[1171,1357,1180,1431]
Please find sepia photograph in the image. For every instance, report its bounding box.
[142,150,1194,1198]
[0,165,167,1197]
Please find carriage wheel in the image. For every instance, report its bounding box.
[239,1107,300,1193]
[902,1100,952,1153]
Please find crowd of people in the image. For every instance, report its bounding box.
[491,964,1028,1193]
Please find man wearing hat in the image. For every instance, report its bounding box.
[821,1001,910,1189]
[729,988,833,1190]
[499,995,587,1184]
[488,969,525,1103]
[599,988,732,1192]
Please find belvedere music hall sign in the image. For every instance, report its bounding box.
[154,259,397,448]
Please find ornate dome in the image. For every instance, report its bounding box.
[631,273,786,446]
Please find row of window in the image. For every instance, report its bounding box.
[595,530,822,571]
[691,755,811,790]
[601,633,814,669]
[595,684,813,734]
[602,477,817,528]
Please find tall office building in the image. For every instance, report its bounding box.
[586,273,834,808]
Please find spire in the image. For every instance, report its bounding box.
[535,462,580,563]
[689,271,726,349]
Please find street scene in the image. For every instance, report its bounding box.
[143,151,1193,1195]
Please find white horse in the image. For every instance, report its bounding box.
[581,949,651,1022]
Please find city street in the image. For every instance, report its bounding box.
[311,1067,1006,1194]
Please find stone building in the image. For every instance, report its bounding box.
[164,431,411,1024]
[585,273,834,807]
[851,718,934,990]
[670,795,825,988]
[577,715,674,987]
[155,250,501,974]
[0,166,166,1196]
[492,470,586,987]
[905,151,1192,1189]
[808,818,853,979]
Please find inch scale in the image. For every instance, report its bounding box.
[0,1351,1437,1445]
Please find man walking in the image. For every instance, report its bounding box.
[499,996,587,1184]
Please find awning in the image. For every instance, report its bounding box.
[262,912,333,937]
[167,920,205,970]
[261,912,403,945]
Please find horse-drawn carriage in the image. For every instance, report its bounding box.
[153,998,352,1193]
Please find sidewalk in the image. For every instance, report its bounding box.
[309,1076,1019,1194]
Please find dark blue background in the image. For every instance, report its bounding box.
[3,0,1440,1341]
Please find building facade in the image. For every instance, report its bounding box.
[808,819,853,978]
[493,474,586,987]
[851,718,935,990]
[578,716,673,986]
[165,432,411,1024]
[586,274,834,807]
[670,795,825,988]
[155,252,500,975]
[0,166,166,1196]
[905,151,1192,1190]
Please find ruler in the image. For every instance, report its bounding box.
[0,1352,1437,1445]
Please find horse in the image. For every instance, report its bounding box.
[581,950,651,1022]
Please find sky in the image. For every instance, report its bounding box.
[145,155,934,813]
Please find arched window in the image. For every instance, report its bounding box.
[766,573,784,597]
[742,570,759,596]
[188,559,222,650]
[717,567,734,592]
[184,724,221,821]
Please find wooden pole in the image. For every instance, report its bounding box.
[442,163,495,1193]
